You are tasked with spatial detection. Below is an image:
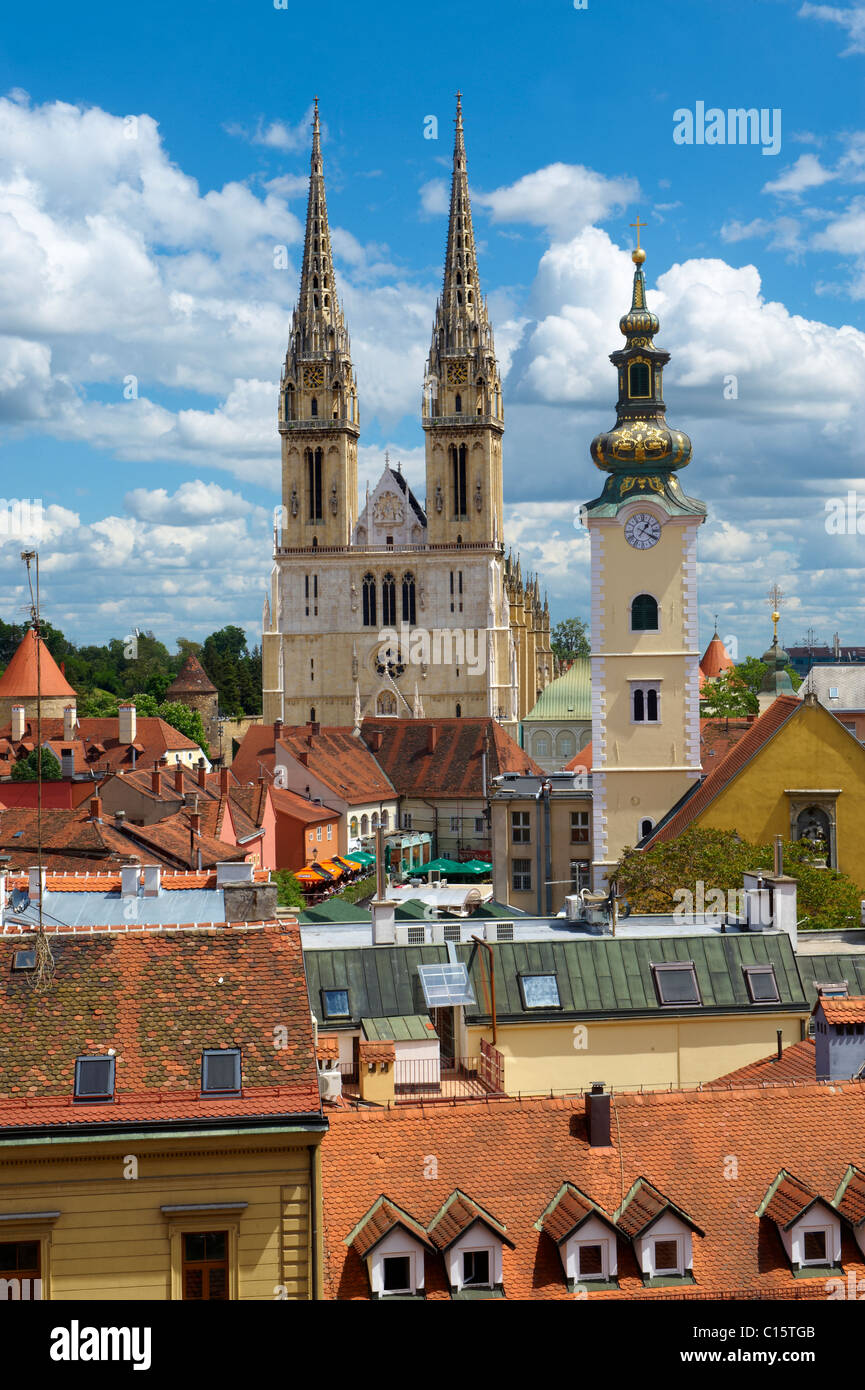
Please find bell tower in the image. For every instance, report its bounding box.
[277,98,359,549]
[423,94,504,546]
[583,226,707,887]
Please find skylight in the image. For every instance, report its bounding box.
[652,962,702,1007]
[321,988,350,1018]
[829,687,839,699]
[201,1048,241,1095]
[11,949,36,972]
[743,965,781,1003]
[417,963,476,1008]
[74,1055,115,1102]
[519,973,561,1009]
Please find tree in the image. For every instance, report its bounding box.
[273,870,306,908]
[614,826,861,931]
[735,656,768,699]
[131,692,160,717]
[700,670,757,718]
[156,701,210,757]
[11,747,62,781]
[76,689,121,718]
[550,616,590,665]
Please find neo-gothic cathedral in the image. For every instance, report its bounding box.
[261,96,552,732]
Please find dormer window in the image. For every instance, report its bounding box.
[616,1179,703,1287]
[758,1171,842,1275]
[348,1197,433,1300]
[652,962,701,1007]
[428,1191,513,1297]
[201,1049,241,1095]
[74,1055,115,1102]
[538,1183,620,1292]
[743,965,780,1003]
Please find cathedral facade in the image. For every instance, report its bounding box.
[261,97,551,732]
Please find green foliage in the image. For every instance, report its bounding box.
[700,670,757,718]
[550,616,590,665]
[332,872,376,905]
[614,826,862,930]
[11,747,63,781]
[156,702,210,757]
[76,688,122,718]
[735,656,768,698]
[201,626,262,718]
[273,870,306,908]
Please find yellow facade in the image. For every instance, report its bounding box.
[0,1131,322,1301]
[467,1012,804,1095]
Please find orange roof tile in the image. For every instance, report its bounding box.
[566,741,593,773]
[759,1171,821,1228]
[707,1039,817,1088]
[0,630,76,699]
[833,1166,865,1228]
[348,1197,434,1260]
[164,651,217,697]
[817,997,865,1025]
[700,633,735,680]
[360,718,541,798]
[427,1191,513,1251]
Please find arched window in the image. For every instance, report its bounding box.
[639,818,654,839]
[455,392,462,413]
[450,444,467,517]
[377,691,397,715]
[313,275,318,289]
[647,688,658,720]
[284,383,295,421]
[455,703,462,718]
[631,593,659,631]
[633,688,645,722]
[381,809,389,829]
[361,814,369,836]
[628,361,651,399]
[324,295,329,307]
[362,573,377,627]
[371,812,379,830]
[402,572,416,625]
[306,449,323,521]
[382,572,396,626]
[456,272,462,285]
[349,816,359,838]
[310,396,318,417]
[310,707,316,722]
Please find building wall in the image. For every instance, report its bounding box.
[490,791,592,914]
[522,720,591,773]
[467,1013,804,1094]
[0,1132,321,1301]
[397,795,488,860]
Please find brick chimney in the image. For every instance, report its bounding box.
[367,729,383,752]
[274,718,283,741]
[219,766,230,794]
[174,764,184,794]
[63,705,76,741]
[298,749,310,767]
[197,759,207,789]
[585,1082,611,1147]
[89,795,102,823]
[190,811,201,835]
[118,703,136,745]
[11,706,25,742]
[426,724,438,754]
[309,720,321,737]
[151,762,161,795]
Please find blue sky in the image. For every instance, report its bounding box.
[0,0,863,660]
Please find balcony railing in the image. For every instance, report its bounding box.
[279,416,359,432]
[422,413,503,429]
[274,540,500,555]
[337,1051,506,1105]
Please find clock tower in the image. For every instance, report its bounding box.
[583,232,706,887]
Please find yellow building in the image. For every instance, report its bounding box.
[0,922,326,1300]
[489,769,592,914]
[582,239,705,887]
[646,690,865,892]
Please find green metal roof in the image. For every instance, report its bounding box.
[395,899,433,920]
[455,933,808,1023]
[523,659,592,723]
[305,945,449,1025]
[361,1015,437,1042]
[797,952,865,1007]
[471,900,528,919]
[297,900,372,924]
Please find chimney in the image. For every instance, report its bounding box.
[219,766,230,795]
[114,809,126,827]
[198,760,207,789]
[151,762,161,796]
[174,764,184,794]
[120,864,139,898]
[309,720,321,737]
[776,1028,783,1061]
[60,747,75,779]
[426,725,438,754]
[298,749,310,767]
[142,864,161,897]
[89,795,102,822]
[118,703,136,745]
[815,997,865,1081]
[28,866,47,902]
[63,705,76,740]
[190,810,201,835]
[367,729,383,752]
[585,1082,611,1147]
[273,718,283,741]
[11,706,25,742]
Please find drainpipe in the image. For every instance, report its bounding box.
[543,779,552,916]
[535,786,543,916]
[472,934,497,1045]
[422,798,439,858]
[309,1141,320,1301]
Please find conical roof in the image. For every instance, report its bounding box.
[0,629,76,699]
[165,652,217,697]
[700,632,735,680]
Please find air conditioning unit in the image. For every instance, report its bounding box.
[318,1068,343,1101]
[564,895,582,922]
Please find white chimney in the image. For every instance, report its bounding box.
[11,706,25,741]
[28,866,47,902]
[370,901,396,945]
[216,861,254,886]
[142,864,161,897]
[0,871,6,928]
[118,704,136,745]
[60,748,75,779]
[120,864,140,898]
[63,705,76,740]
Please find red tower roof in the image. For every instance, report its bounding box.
[0,630,77,699]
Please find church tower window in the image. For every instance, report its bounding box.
[307,448,323,520]
[362,573,377,627]
[311,396,318,417]
[628,361,651,399]
[455,393,462,413]
[631,682,661,723]
[451,445,467,517]
[285,383,295,420]
[402,572,416,626]
[382,572,397,626]
[631,594,659,631]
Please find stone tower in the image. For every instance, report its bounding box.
[583,236,706,887]
[164,652,219,754]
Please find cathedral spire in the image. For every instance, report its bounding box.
[289,98,349,360]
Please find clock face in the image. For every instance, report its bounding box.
[446,361,468,385]
[624,512,661,550]
[303,365,325,389]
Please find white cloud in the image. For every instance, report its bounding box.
[474,163,638,239]
[419,179,448,216]
[798,3,865,55]
[225,108,319,153]
[762,153,836,196]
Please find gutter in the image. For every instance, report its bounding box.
[0,1111,328,1145]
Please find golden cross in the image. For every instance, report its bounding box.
[630,215,647,250]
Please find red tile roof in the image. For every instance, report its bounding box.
[164,651,217,697]
[0,630,76,699]
[817,997,865,1025]
[566,742,593,773]
[707,1039,817,1088]
[700,717,754,770]
[646,696,802,846]
[427,1191,513,1251]
[321,1083,865,1299]
[615,1177,703,1238]
[758,1171,820,1227]
[281,726,395,804]
[833,1166,865,1228]
[360,717,540,798]
[0,923,321,1132]
[0,715,202,777]
[0,803,244,873]
[271,787,340,826]
[700,634,735,680]
[539,1183,617,1244]
[348,1197,434,1259]
[231,724,279,784]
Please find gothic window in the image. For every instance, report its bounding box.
[633,688,645,721]
[377,692,397,716]
[456,272,462,285]
[284,383,295,421]
[361,814,369,836]
[362,573,377,627]
[313,294,319,308]
[455,393,462,413]
[457,291,462,305]
[304,573,319,617]
[324,295,329,307]
[311,396,318,417]
[451,444,467,517]
[313,276,318,289]
[628,361,651,399]
[310,707,316,722]
[455,703,462,718]
[450,570,463,614]
[306,449,323,521]
[382,572,396,626]
[402,572,416,626]
[631,594,659,631]
[632,683,661,723]
[467,290,472,304]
